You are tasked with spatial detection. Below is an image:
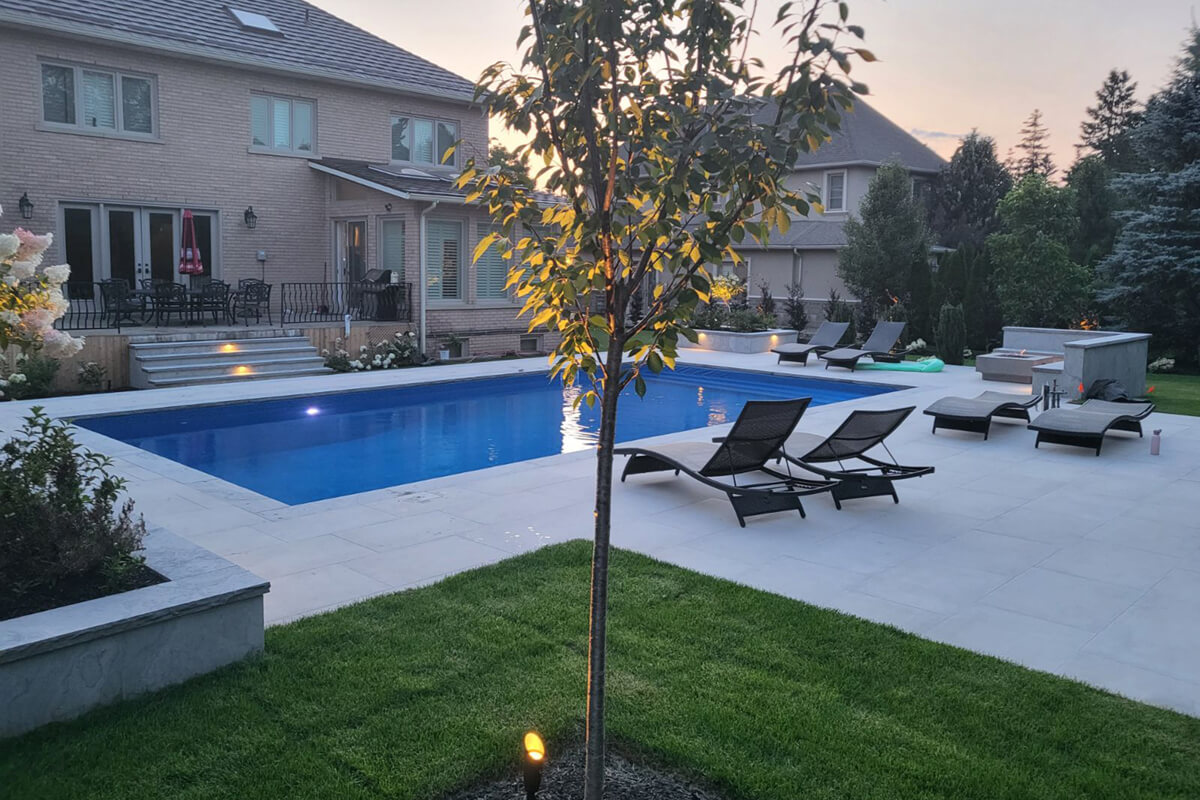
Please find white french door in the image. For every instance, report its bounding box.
[333,219,367,283]
[104,207,179,287]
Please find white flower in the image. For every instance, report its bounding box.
[9,373,26,384]
[1,273,17,287]
[0,234,18,260]
[41,328,84,358]
[349,359,362,369]
[43,264,71,284]
[9,260,35,281]
[0,310,18,326]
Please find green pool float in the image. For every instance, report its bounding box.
[858,357,944,373]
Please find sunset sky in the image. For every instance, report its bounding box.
[316,0,1195,170]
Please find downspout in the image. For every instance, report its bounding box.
[418,200,441,355]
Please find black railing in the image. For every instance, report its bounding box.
[281,282,413,324]
[56,282,117,331]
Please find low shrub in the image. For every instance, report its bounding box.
[0,408,147,615]
[77,360,108,393]
[727,308,777,332]
[3,353,60,400]
[323,331,422,372]
[690,304,729,331]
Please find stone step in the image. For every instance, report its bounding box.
[140,354,327,379]
[135,344,319,364]
[129,336,312,358]
[145,364,333,388]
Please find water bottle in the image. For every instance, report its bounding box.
[1150,429,1161,456]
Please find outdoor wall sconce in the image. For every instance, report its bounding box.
[522,731,546,800]
[243,206,258,229]
[384,202,393,212]
[18,193,33,220]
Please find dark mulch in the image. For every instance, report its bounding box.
[0,563,165,622]
[448,747,727,800]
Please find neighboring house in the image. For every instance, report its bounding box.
[725,97,945,323]
[0,0,540,357]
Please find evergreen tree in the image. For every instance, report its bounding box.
[987,175,1089,327]
[1078,69,1143,171]
[1066,155,1120,267]
[487,139,534,186]
[837,161,932,330]
[928,131,1013,249]
[1013,108,1056,180]
[1099,27,1200,364]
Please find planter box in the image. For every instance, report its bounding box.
[679,328,797,354]
[0,531,269,739]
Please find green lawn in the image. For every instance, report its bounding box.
[2,542,1198,799]
[1146,372,1200,416]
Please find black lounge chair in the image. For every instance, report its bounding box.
[772,321,850,365]
[819,321,906,371]
[778,407,934,508]
[615,398,838,527]
[1027,399,1155,456]
[923,391,1043,440]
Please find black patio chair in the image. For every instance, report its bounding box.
[153,282,190,326]
[98,279,144,331]
[198,280,232,326]
[615,398,838,526]
[232,281,272,326]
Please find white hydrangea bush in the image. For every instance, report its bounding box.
[1,216,83,397]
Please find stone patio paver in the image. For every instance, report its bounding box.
[4,350,1199,715]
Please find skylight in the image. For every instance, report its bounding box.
[228,8,282,35]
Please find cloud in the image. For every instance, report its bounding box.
[910,128,968,141]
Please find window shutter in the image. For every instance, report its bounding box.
[272,98,291,149]
[41,65,75,124]
[391,116,410,161]
[250,96,269,146]
[381,220,405,281]
[476,226,508,299]
[121,76,152,133]
[426,221,461,299]
[436,121,457,165]
[82,71,116,129]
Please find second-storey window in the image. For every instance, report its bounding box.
[391,115,457,165]
[824,170,847,212]
[250,94,315,153]
[41,62,155,136]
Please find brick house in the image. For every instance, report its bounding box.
[0,0,540,358]
[725,97,946,321]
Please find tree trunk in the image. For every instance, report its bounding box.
[583,338,625,800]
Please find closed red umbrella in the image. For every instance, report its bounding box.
[178,209,204,275]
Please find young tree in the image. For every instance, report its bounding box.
[986,175,1089,327]
[458,3,868,796]
[487,139,534,186]
[1066,154,1119,267]
[1013,108,1056,180]
[928,131,1013,249]
[1078,69,1143,171]
[836,160,932,329]
[1099,27,1200,364]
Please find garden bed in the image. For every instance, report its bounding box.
[0,530,268,739]
[0,562,164,622]
[1,542,1197,798]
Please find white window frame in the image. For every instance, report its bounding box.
[38,60,158,140]
[823,169,848,213]
[390,114,459,166]
[426,218,466,303]
[249,93,317,156]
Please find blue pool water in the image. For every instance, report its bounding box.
[76,366,897,505]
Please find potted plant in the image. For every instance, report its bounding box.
[443,333,464,360]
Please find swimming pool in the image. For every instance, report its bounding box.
[76,366,899,504]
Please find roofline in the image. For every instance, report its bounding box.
[792,159,942,175]
[0,10,478,106]
[308,161,470,204]
[734,242,845,251]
